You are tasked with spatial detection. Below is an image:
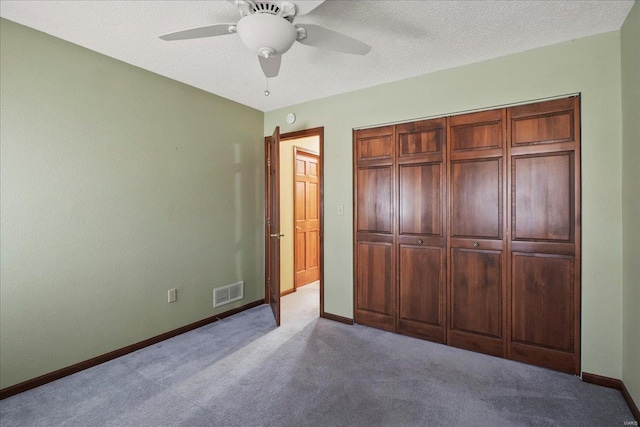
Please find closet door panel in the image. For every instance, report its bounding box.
[356,135,393,161]
[451,159,502,239]
[512,153,574,242]
[356,167,393,234]
[397,118,445,160]
[355,241,395,332]
[511,253,575,352]
[449,109,503,154]
[399,163,442,236]
[449,249,504,357]
[510,97,577,147]
[398,245,445,342]
[399,128,442,157]
[450,249,502,337]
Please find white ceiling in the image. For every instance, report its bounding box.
[0,0,634,112]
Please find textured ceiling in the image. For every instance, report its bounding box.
[0,0,634,112]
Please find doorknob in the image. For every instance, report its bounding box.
[296,226,301,230]
[270,233,285,238]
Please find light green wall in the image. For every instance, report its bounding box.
[279,136,320,294]
[266,31,625,379]
[621,0,640,406]
[0,19,264,389]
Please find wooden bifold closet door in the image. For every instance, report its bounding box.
[353,96,581,375]
[507,97,581,374]
[447,109,507,358]
[353,126,396,332]
[396,119,447,343]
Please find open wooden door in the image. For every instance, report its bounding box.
[266,127,282,326]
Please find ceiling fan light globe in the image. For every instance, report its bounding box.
[236,13,297,56]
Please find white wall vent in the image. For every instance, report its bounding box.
[213,281,244,308]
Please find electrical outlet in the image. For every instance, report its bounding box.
[168,288,177,303]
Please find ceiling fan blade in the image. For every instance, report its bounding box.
[159,24,235,41]
[259,55,282,78]
[296,24,371,55]
[294,1,326,15]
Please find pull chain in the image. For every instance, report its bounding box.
[264,78,270,97]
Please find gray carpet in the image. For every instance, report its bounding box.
[0,282,634,426]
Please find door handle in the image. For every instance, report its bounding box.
[270,233,285,238]
[296,226,302,230]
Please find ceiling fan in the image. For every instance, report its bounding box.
[159,0,371,79]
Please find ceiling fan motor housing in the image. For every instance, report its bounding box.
[236,12,297,57]
[236,1,297,20]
